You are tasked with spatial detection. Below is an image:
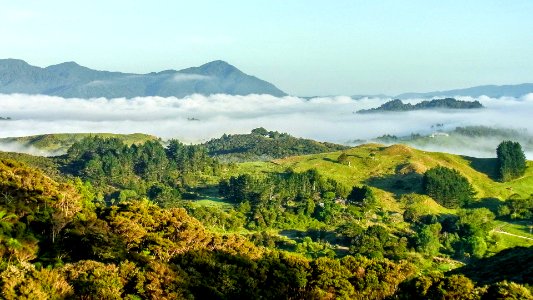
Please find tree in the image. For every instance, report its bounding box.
[423,166,475,208]
[497,141,527,182]
[251,127,269,136]
[483,281,533,300]
[415,223,442,256]
[347,185,376,212]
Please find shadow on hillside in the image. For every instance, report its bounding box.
[323,157,338,163]
[365,172,423,197]
[449,246,533,284]
[462,156,498,181]
[466,197,503,214]
[517,223,533,236]
[323,154,366,164]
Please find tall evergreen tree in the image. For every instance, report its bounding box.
[423,166,475,208]
[496,141,527,182]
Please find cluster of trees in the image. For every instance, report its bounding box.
[423,166,476,208]
[406,207,496,259]
[337,223,409,260]
[497,194,533,220]
[358,98,483,113]
[204,128,347,162]
[62,137,220,205]
[497,140,527,182]
[0,159,86,263]
[218,169,353,229]
[396,273,532,299]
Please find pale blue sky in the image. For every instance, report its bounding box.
[1,0,532,96]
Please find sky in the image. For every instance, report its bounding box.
[0,0,532,96]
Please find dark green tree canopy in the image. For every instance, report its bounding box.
[346,185,376,211]
[496,140,527,182]
[423,166,475,208]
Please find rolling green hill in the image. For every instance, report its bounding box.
[1,135,532,298]
[204,128,349,162]
[228,143,533,213]
[0,132,158,154]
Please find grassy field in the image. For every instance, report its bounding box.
[191,198,235,211]
[491,220,533,252]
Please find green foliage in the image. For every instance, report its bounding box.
[347,185,377,212]
[62,136,219,204]
[423,166,476,208]
[205,128,348,162]
[482,281,533,300]
[0,150,531,299]
[415,223,442,256]
[346,225,408,260]
[0,132,158,153]
[0,159,83,261]
[395,273,478,300]
[295,236,335,259]
[358,98,483,113]
[219,169,349,229]
[498,194,533,220]
[497,141,527,182]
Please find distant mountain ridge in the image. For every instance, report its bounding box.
[357,98,483,113]
[396,83,533,99]
[0,59,286,98]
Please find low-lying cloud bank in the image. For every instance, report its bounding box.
[1,93,532,158]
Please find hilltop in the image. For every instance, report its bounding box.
[0,59,286,98]
[357,98,483,113]
[0,133,158,155]
[231,143,533,214]
[204,128,349,162]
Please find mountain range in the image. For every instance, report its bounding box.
[0,59,286,98]
[1,58,532,99]
[396,83,533,99]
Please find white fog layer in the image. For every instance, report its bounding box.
[1,93,532,158]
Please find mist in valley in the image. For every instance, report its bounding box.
[1,93,532,158]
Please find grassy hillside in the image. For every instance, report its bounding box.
[226,143,533,213]
[0,132,158,154]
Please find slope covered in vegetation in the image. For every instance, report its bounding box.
[1,135,532,299]
[0,133,158,154]
[204,128,348,162]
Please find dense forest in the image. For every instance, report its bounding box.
[0,134,532,299]
[204,128,348,162]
